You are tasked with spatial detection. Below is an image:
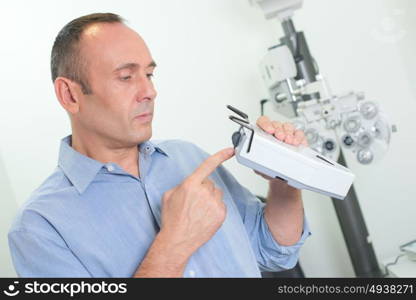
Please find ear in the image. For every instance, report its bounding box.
[54,77,83,114]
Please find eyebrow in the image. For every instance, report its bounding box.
[113,61,157,72]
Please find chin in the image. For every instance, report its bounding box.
[132,127,152,145]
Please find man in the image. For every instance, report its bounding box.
[8,13,310,277]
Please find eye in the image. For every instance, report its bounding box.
[120,75,132,81]
[146,73,154,80]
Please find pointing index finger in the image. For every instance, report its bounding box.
[190,148,235,183]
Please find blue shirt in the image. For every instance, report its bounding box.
[8,136,310,277]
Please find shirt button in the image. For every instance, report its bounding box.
[106,164,115,172]
[189,270,196,277]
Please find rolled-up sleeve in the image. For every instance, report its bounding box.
[8,229,92,277]
[216,164,311,272]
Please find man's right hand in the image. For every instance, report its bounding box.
[134,147,235,277]
[159,147,235,256]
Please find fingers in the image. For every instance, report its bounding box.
[282,122,295,134]
[202,178,215,193]
[190,148,235,183]
[256,116,274,134]
[257,116,307,146]
[293,129,307,146]
[281,122,295,144]
[273,121,296,144]
[214,185,223,197]
[214,188,226,204]
[272,121,285,140]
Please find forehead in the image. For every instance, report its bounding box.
[80,22,152,69]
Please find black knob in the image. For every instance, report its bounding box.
[232,131,241,148]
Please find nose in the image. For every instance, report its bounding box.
[136,75,157,102]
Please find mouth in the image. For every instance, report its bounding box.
[134,112,153,123]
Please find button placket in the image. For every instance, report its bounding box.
[139,152,161,229]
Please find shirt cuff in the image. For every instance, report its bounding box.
[260,207,312,259]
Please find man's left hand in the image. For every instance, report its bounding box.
[254,115,308,182]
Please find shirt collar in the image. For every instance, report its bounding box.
[58,135,168,194]
[138,140,169,157]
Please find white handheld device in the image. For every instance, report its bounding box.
[227,105,355,200]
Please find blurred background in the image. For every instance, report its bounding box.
[0,0,415,277]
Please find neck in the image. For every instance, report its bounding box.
[71,131,140,178]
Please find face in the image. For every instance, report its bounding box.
[73,22,157,148]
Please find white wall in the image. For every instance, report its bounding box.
[0,153,17,276]
[291,0,416,276]
[0,0,415,277]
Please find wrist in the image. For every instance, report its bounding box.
[133,230,193,278]
[268,180,301,202]
[269,179,296,192]
[156,229,194,264]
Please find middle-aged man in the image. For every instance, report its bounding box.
[8,13,311,277]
